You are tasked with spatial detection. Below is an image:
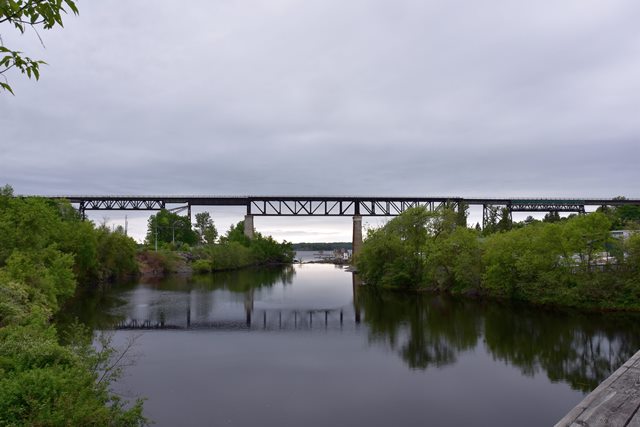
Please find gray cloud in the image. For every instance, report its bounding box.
[2,0,640,241]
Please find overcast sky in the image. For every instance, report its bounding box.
[2,0,640,242]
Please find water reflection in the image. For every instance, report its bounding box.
[359,289,480,369]
[67,265,363,332]
[61,265,640,396]
[358,288,640,392]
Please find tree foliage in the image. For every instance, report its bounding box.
[357,207,640,310]
[194,211,218,245]
[145,209,197,249]
[0,0,78,94]
[0,185,146,425]
[193,220,294,272]
[597,197,640,229]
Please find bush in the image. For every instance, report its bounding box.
[192,259,212,274]
[0,186,147,424]
[0,322,147,426]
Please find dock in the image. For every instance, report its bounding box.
[556,349,640,426]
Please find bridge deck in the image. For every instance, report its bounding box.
[555,349,640,426]
[36,195,640,216]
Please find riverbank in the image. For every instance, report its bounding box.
[136,249,351,279]
[356,207,640,312]
[0,188,147,425]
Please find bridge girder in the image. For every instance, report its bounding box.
[42,195,639,224]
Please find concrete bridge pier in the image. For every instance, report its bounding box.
[352,215,363,258]
[244,214,254,239]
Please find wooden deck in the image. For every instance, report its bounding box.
[556,350,640,426]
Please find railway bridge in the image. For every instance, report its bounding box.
[44,195,640,255]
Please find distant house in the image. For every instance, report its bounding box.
[333,248,352,260]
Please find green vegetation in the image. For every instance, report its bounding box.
[357,205,640,311]
[190,221,294,271]
[145,209,198,250]
[1,0,79,94]
[194,212,218,245]
[0,185,146,425]
[141,210,294,274]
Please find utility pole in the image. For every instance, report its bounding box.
[155,221,158,252]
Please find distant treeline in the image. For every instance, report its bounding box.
[292,242,352,251]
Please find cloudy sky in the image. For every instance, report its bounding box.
[1,0,640,242]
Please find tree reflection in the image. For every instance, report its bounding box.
[359,289,481,369]
[190,265,295,293]
[483,305,640,391]
[359,286,640,391]
[58,266,296,332]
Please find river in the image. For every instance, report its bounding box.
[61,263,640,426]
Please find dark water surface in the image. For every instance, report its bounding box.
[64,264,640,426]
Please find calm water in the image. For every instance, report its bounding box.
[63,264,640,426]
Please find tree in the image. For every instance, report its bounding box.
[357,207,436,289]
[221,220,251,247]
[0,0,78,94]
[194,212,218,245]
[597,197,640,229]
[145,210,197,248]
[543,211,561,223]
[496,207,512,232]
[482,205,500,235]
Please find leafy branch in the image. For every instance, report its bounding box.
[0,0,78,94]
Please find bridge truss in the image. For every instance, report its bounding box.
[45,195,640,228]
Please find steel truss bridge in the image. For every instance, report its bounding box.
[48,195,640,223]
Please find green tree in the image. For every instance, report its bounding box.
[597,197,640,229]
[221,220,251,247]
[145,209,197,248]
[0,0,78,94]
[496,207,512,232]
[357,208,435,289]
[194,212,218,245]
[482,205,499,235]
[543,211,561,223]
[425,226,482,291]
[561,212,613,272]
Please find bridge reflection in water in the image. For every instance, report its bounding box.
[109,266,363,332]
[115,308,352,331]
